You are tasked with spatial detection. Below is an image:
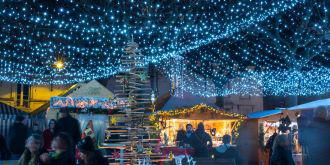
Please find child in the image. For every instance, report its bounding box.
[40,132,75,165]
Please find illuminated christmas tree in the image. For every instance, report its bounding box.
[107,37,163,164]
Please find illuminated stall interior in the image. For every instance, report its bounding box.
[244,109,301,164]
[155,104,245,146]
[247,109,301,154]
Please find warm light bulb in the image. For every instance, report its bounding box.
[54,60,64,69]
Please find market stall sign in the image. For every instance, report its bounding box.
[50,97,129,109]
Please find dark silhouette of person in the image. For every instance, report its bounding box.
[266,132,278,164]
[0,134,11,160]
[270,134,295,165]
[54,109,81,146]
[192,122,212,158]
[8,115,29,158]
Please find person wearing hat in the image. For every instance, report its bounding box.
[8,115,29,159]
[77,137,108,165]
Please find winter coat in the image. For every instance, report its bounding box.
[54,116,81,146]
[271,146,295,165]
[42,129,54,151]
[176,130,195,146]
[192,130,212,158]
[8,122,29,155]
[0,134,11,160]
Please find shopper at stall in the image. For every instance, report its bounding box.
[192,122,212,158]
[215,134,232,154]
[8,115,29,159]
[54,109,81,146]
[18,134,45,165]
[39,132,75,165]
[266,132,278,164]
[270,134,295,165]
[77,136,108,165]
[176,124,195,147]
[43,119,56,151]
[0,134,11,160]
[214,134,240,163]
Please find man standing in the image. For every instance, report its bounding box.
[55,109,81,147]
[8,115,28,159]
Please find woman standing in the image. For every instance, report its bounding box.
[18,134,44,165]
[43,119,56,151]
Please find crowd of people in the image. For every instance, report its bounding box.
[0,110,297,165]
[0,110,108,165]
[176,123,239,161]
[176,123,296,165]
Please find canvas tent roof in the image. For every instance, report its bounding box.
[247,109,282,119]
[287,98,330,111]
[0,102,27,118]
[67,80,114,98]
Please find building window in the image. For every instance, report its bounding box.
[16,84,30,108]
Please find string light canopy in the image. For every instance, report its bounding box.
[0,0,304,84]
[0,0,328,96]
[158,0,330,96]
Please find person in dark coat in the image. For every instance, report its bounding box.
[0,134,11,160]
[77,136,108,165]
[176,129,186,146]
[176,124,195,147]
[54,109,81,146]
[39,132,75,165]
[192,122,212,158]
[270,134,295,165]
[266,132,278,164]
[8,115,29,158]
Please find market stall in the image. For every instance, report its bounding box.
[154,104,245,147]
[48,80,130,144]
[287,98,330,120]
[287,98,330,165]
[240,109,301,165]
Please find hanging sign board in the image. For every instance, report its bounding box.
[50,96,129,109]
